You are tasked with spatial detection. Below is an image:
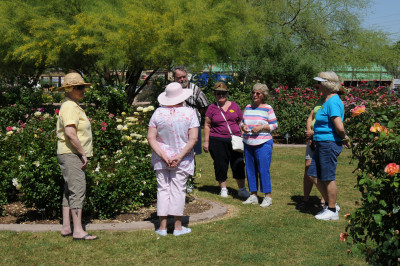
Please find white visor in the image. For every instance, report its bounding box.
[313,77,328,82]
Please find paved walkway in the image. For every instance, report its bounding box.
[274,144,306,147]
[0,198,227,232]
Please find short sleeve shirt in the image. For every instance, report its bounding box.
[205,102,243,138]
[149,106,199,174]
[57,97,93,156]
[313,94,344,141]
[311,98,324,128]
[184,83,209,122]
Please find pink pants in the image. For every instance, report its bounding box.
[156,169,188,216]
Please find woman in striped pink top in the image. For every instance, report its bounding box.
[241,83,278,207]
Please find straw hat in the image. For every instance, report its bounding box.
[214,82,228,92]
[57,73,92,91]
[158,82,192,106]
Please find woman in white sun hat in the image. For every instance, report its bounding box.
[147,82,199,236]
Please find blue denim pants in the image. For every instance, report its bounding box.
[244,141,273,194]
[307,141,343,181]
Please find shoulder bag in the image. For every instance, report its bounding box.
[217,104,244,153]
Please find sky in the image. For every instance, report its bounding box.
[361,0,400,42]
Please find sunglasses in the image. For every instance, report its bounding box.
[75,85,86,91]
[252,91,262,95]
[215,91,227,96]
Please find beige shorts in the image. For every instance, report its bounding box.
[57,153,86,209]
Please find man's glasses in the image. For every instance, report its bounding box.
[215,92,227,96]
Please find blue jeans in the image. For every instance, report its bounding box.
[244,141,273,194]
[307,141,343,181]
[194,127,202,155]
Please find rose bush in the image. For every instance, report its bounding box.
[0,99,158,218]
[194,79,320,143]
[343,87,400,264]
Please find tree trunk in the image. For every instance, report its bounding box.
[125,67,160,106]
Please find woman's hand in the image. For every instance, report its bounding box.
[80,154,88,170]
[305,129,314,140]
[342,136,350,149]
[251,124,269,134]
[160,154,172,167]
[169,155,183,168]
[251,125,263,134]
[203,141,209,153]
[241,124,250,133]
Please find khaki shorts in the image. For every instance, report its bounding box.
[57,153,86,209]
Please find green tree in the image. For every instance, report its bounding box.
[0,0,261,104]
[237,0,393,87]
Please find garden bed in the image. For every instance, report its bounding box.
[0,196,211,224]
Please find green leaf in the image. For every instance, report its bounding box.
[373,214,382,224]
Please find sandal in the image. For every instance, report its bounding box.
[73,234,98,241]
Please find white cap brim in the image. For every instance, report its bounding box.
[313,77,328,82]
[157,89,192,106]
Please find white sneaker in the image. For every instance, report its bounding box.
[173,226,191,236]
[242,195,258,204]
[238,188,250,198]
[318,203,341,215]
[155,229,167,236]
[220,188,228,198]
[315,209,339,220]
[260,197,272,208]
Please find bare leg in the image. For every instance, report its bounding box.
[310,176,326,204]
[265,192,271,198]
[325,181,337,208]
[219,181,227,188]
[303,159,313,201]
[159,216,167,230]
[61,206,72,235]
[71,208,97,239]
[174,216,182,231]
[314,178,329,204]
[236,178,246,189]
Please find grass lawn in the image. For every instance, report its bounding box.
[0,146,367,265]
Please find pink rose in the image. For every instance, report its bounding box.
[384,163,400,176]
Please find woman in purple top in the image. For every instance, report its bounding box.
[203,82,250,198]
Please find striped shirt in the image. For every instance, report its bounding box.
[242,104,278,146]
[184,83,209,123]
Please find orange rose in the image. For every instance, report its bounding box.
[370,123,382,133]
[370,123,388,134]
[351,105,365,117]
[384,163,400,176]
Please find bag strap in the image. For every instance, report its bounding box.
[217,103,233,136]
